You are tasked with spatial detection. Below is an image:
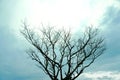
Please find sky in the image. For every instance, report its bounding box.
[0,0,120,80]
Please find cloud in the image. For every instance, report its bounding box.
[12,0,117,31]
[78,71,120,80]
[100,3,120,57]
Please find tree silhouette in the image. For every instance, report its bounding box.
[21,23,106,80]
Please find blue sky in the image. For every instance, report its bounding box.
[0,0,120,80]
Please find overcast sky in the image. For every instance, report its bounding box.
[0,0,120,80]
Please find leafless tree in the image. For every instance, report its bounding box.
[20,23,106,80]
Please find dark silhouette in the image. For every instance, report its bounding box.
[21,22,106,80]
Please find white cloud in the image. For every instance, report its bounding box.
[12,0,118,31]
[78,71,120,80]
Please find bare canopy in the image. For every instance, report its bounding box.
[21,23,106,80]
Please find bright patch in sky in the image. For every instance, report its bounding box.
[15,0,117,31]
